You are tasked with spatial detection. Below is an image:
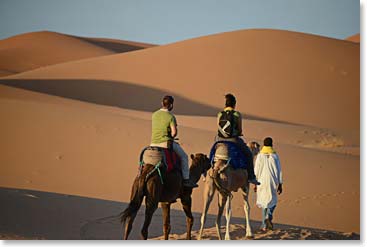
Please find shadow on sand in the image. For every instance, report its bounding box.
[75,37,154,53]
[0,187,359,240]
[0,79,280,122]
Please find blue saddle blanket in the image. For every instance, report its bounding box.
[209,141,248,169]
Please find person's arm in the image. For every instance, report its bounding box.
[170,123,177,138]
[237,112,243,136]
[170,115,178,138]
[254,155,260,192]
[275,155,283,194]
[276,155,283,184]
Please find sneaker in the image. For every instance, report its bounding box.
[248,178,260,185]
[183,179,198,188]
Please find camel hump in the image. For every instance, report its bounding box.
[141,146,181,173]
[214,143,230,161]
[142,146,163,165]
[209,141,248,170]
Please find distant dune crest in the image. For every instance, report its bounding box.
[0,31,155,77]
[346,33,360,43]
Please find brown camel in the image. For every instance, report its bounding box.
[120,153,211,240]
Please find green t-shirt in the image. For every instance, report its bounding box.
[151,109,177,144]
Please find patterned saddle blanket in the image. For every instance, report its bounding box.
[209,141,248,169]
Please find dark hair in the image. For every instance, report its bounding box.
[225,93,236,107]
[162,95,174,108]
[263,137,273,147]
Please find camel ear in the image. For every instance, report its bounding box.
[190,154,195,160]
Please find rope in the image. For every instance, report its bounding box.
[210,169,233,200]
[145,162,164,185]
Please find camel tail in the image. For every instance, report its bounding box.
[120,176,145,224]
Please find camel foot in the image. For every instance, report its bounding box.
[244,235,254,240]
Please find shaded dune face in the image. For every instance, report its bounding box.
[0,187,359,240]
[75,37,156,53]
[0,78,283,122]
[0,31,155,76]
[0,79,220,116]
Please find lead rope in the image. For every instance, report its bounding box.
[210,168,233,200]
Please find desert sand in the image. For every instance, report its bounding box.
[346,33,360,43]
[0,31,154,77]
[0,29,359,240]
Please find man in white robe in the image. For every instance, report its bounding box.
[254,137,283,231]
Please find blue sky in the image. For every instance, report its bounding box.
[0,0,360,44]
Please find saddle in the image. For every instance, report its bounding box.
[139,146,181,173]
[209,141,248,170]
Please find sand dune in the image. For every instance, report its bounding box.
[3,29,359,131]
[0,29,360,240]
[76,37,155,52]
[153,224,359,240]
[0,83,359,236]
[0,187,359,240]
[346,34,360,43]
[0,31,155,77]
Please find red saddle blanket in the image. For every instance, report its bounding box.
[163,149,180,173]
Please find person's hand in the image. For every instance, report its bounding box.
[277,184,283,195]
[253,185,257,193]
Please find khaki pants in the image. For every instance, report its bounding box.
[150,141,189,180]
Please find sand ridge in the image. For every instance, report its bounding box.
[0,31,155,77]
[0,28,360,239]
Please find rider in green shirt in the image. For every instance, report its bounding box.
[151,95,198,188]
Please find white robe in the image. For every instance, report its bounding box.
[254,152,283,209]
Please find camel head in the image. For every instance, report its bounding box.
[247,141,260,156]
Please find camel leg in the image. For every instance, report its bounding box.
[198,177,216,240]
[181,193,194,240]
[161,202,171,240]
[123,212,138,240]
[224,195,232,240]
[121,177,144,240]
[241,186,253,239]
[141,186,159,240]
[215,192,227,240]
[141,202,158,240]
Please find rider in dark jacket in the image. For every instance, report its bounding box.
[216,93,260,185]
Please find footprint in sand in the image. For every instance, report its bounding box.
[300,229,312,239]
[56,154,64,160]
[340,70,348,76]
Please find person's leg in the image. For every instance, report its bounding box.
[261,208,267,230]
[267,205,276,222]
[172,142,189,179]
[265,205,276,230]
[236,138,259,185]
[172,142,197,187]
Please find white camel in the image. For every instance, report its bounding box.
[198,141,260,240]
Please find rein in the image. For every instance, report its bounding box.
[210,167,233,200]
